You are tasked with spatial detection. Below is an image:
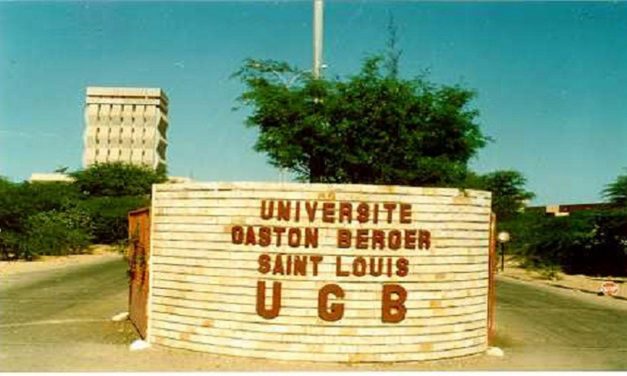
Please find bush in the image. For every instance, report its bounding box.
[505,209,627,276]
[0,230,28,260]
[0,164,159,260]
[79,196,149,244]
[70,162,166,197]
[537,265,562,281]
[22,208,93,257]
[0,181,80,233]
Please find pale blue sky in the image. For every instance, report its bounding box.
[1,1,626,205]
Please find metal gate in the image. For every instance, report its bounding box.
[487,212,497,344]
[128,207,151,339]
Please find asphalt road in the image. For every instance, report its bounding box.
[1,255,626,371]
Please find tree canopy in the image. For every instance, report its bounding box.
[603,171,627,206]
[234,55,489,186]
[469,170,535,220]
[1,163,162,260]
[70,162,166,197]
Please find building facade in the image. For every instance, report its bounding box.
[83,87,168,170]
[29,173,75,183]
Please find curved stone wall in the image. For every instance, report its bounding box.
[148,182,492,362]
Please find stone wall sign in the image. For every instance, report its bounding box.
[148,182,492,362]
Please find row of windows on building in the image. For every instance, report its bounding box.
[93,149,152,157]
[89,103,163,112]
[94,139,148,145]
[91,116,156,124]
[94,127,152,134]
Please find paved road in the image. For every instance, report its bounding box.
[1,255,626,371]
[490,277,627,370]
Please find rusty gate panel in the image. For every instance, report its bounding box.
[487,212,497,344]
[128,207,151,339]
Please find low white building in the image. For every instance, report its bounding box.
[28,173,75,183]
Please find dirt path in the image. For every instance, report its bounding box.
[1,255,626,371]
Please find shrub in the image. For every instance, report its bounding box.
[0,164,159,260]
[79,196,149,244]
[603,172,627,206]
[70,162,166,197]
[505,209,626,276]
[0,230,28,260]
[0,181,80,233]
[537,265,562,281]
[22,208,93,257]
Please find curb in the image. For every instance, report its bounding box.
[497,274,627,302]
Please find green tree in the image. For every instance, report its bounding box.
[0,180,79,233]
[23,208,93,258]
[0,179,84,260]
[603,171,627,206]
[234,55,488,185]
[70,162,166,197]
[475,170,535,220]
[78,196,148,244]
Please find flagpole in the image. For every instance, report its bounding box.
[313,0,324,79]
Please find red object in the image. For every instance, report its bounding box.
[600,281,620,296]
[128,207,151,339]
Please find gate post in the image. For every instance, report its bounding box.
[127,207,151,339]
[487,212,497,344]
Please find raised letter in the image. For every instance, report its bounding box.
[260,200,274,220]
[418,230,431,250]
[256,281,281,319]
[258,227,271,247]
[404,229,417,249]
[231,226,244,244]
[305,201,318,222]
[310,255,323,276]
[245,226,256,245]
[399,203,412,224]
[335,256,350,277]
[356,202,369,223]
[396,257,409,277]
[338,202,352,223]
[382,284,407,323]
[371,230,385,250]
[273,227,286,246]
[304,228,319,248]
[258,254,271,274]
[388,230,402,250]
[287,228,301,248]
[322,202,335,223]
[272,254,285,275]
[318,284,344,321]
[337,229,351,248]
[277,201,291,221]
[293,255,307,276]
[383,203,397,224]
[352,256,367,277]
[355,229,369,249]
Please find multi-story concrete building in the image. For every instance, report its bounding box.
[83,87,168,171]
[29,173,75,183]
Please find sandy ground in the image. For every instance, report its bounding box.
[499,256,627,300]
[0,245,121,278]
[1,253,627,371]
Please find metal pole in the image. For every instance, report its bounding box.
[313,0,324,79]
[500,243,505,272]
